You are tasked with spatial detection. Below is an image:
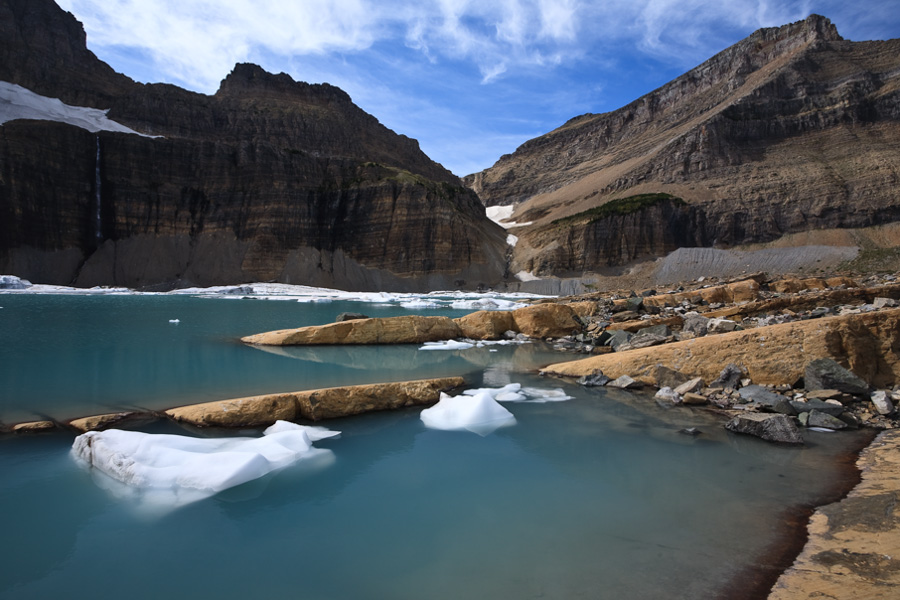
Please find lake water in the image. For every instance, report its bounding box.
[0,293,869,599]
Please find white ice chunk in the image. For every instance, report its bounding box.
[515,271,541,282]
[401,299,441,309]
[418,340,475,351]
[168,319,180,324]
[420,391,517,436]
[0,275,31,289]
[71,421,338,512]
[506,234,518,247]
[460,383,572,403]
[0,82,155,136]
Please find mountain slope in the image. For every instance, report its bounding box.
[466,15,900,277]
[0,0,507,290]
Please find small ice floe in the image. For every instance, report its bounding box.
[400,299,441,309]
[807,427,836,433]
[462,383,573,403]
[449,298,523,310]
[71,421,339,513]
[420,391,517,436]
[418,340,475,351]
[168,319,180,324]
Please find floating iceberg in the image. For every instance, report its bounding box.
[461,383,573,403]
[72,421,338,512]
[418,340,476,351]
[420,391,517,436]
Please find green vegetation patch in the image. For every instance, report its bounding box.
[552,193,685,227]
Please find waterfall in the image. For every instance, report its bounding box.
[94,136,102,242]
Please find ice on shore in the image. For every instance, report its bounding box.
[420,391,517,436]
[0,275,31,289]
[72,421,339,511]
[0,81,154,136]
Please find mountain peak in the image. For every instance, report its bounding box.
[216,63,351,104]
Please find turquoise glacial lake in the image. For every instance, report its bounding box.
[0,294,869,599]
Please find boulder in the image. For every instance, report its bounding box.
[790,399,844,417]
[607,375,643,389]
[637,324,671,337]
[654,365,691,389]
[655,387,681,404]
[874,297,898,309]
[726,279,761,303]
[616,333,669,352]
[711,363,745,390]
[242,315,463,346]
[568,301,601,318]
[805,358,870,396]
[511,304,582,338]
[725,413,804,445]
[455,310,516,340]
[166,377,466,426]
[335,312,369,322]
[806,410,848,430]
[606,329,633,351]
[682,392,708,405]
[577,370,610,387]
[542,309,900,389]
[738,385,787,407]
[707,318,740,334]
[682,314,710,337]
[675,377,705,396]
[870,391,895,415]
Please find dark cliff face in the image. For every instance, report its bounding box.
[0,0,506,290]
[466,15,900,274]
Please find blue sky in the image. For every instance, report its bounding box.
[56,0,900,177]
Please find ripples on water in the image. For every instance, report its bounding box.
[0,294,868,599]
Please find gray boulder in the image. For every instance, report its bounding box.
[654,366,691,389]
[806,409,848,430]
[637,324,671,337]
[335,312,370,322]
[707,318,740,334]
[789,399,844,417]
[578,370,611,387]
[725,413,804,445]
[682,313,710,337]
[674,377,704,396]
[606,330,633,351]
[711,363,745,390]
[616,333,668,352]
[607,375,643,389]
[804,358,869,396]
[870,390,895,415]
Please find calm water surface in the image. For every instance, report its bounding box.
[0,294,868,599]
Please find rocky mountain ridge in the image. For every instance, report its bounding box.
[0,0,507,290]
[467,15,900,279]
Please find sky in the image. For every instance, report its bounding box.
[55,0,900,177]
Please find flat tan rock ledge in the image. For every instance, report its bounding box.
[241,304,583,346]
[768,429,900,599]
[540,308,900,389]
[166,377,466,426]
[5,377,466,434]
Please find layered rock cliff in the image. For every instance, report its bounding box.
[0,0,507,290]
[467,15,900,277]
